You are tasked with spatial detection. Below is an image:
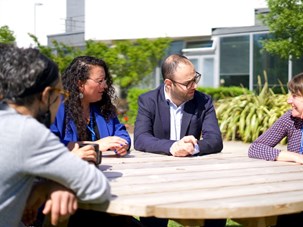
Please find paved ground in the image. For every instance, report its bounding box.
[222,140,287,153]
[222,140,251,153]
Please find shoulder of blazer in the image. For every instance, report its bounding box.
[193,90,212,104]
[139,85,164,101]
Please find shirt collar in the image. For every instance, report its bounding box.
[164,85,186,108]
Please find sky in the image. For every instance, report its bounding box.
[0,0,267,48]
[0,0,66,47]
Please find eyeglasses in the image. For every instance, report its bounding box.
[170,72,201,89]
[87,78,107,86]
[50,87,70,102]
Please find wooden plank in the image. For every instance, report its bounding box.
[153,190,303,218]
[100,156,294,171]
[108,172,303,195]
[103,164,302,183]
[84,148,303,222]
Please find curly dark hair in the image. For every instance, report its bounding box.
[62,56,117,140]
[0,43,58,105]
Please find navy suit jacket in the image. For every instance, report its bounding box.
[134,84,223,155]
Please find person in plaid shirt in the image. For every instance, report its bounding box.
[248,72,303,227]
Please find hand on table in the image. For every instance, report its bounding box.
[42,184,77,226]
[114,143,130,157]
[170,135,198,157]
[95,136,129,157]
[22,181,77,226]
[277,150,303,164]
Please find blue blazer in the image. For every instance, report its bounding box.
[134,84,223,155]
[50,103,131,147]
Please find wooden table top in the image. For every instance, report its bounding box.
[81,147,303,223]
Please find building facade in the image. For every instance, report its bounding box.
[48,4,303,91]
[164,9,303,91]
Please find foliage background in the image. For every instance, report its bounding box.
[259,0,303,59]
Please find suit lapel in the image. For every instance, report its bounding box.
[159,87,171,139]
[180,100,195,138]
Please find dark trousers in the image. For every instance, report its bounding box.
[68,209,144,227]
[140,217,226,227]
[275,212,303,227]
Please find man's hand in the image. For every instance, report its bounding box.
[22,181,78,226]
[170,136,198,157]
[42,185,78,226]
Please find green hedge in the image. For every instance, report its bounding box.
[126,88,149,125]
[197,86,251,101]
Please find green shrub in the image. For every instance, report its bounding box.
[126,88,149,125]
[216,76,289,143]
[197,86,251,101]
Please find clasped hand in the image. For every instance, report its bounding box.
[170,135,198,157]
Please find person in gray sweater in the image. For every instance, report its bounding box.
[0,44,111,226]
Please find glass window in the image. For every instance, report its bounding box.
[186,40,213,49]
[292,56,303,77]
[253,33,288,92]
[202,58,214,87]
[220,36,249,88]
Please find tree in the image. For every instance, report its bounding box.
[29,33,82,73]
[0,25,15,44]
[32,37,172,95]
[82,38,172,94]
[259,0,303,59]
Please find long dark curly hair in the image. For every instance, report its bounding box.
[62,56,117,140]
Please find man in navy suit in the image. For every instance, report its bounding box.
[134,54,225,227]
[134,54,223,157]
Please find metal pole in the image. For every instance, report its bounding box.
[34,3,43,37]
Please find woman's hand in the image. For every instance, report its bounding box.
[95,136,129,156]
[277,150,303,164]
[114,143,130,157]
[71,143,97,163]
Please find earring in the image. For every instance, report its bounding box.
[79,92,84,99]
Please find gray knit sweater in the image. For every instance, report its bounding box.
[0,103,111,226]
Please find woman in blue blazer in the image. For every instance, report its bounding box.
[50,56,138,227]
[50,56,131,161]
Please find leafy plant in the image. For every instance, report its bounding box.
[216,72,289,143]
[0,25,15,44]
[197,86,251,101]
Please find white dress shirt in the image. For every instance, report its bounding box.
[164,87,199,155]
